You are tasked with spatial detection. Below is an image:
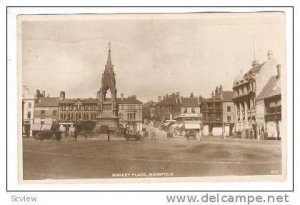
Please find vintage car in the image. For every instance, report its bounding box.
[120,128,143,141]
[125,132,144,141]
[34,130,62,141]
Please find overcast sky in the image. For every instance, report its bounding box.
[21,12,285,102]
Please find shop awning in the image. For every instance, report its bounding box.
[59,122,74,125]
[162,122,172,127]
[172,124,179,128]
[31,124,42,131]
[184,123,201,130]
[41,124,52,131]
[178,124,184,128]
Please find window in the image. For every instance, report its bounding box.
[127,113,136,120]
[227,116,231,122]
[227,106,231,112]
[28,103,31,108]
[27,111,31,119]
[53,110,57,116]
[41,110,45,119]
[191,108,195,113]
[184,108,187,113]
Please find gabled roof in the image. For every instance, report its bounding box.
[35,97,59,107]
[59,98,98,104]
[257,76,281,100]
[154,96,178,107]
[234,62,266,85]
[181,97,199,107]
[244,62,265,79]
[117,98,143,104]
[201,98,222,103]
[222,91,234,102]
[59,97,142,105]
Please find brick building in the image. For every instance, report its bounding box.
[117,94,143,131]
[153,93,181,123]
[32,92,59,136]
[175,95,202,133]
[58,91,98,133]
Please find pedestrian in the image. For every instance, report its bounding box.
[197,130,201,141]
[261,128,265,140]
[167,130,170,140]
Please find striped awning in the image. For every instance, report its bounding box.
[41,124,52,131]
[184,123,201,130]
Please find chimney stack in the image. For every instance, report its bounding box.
[219,85,223,100]
[36,89,41,98]
[42,90,45,98]
[267,50,274,60]
[97,90,100,99]
[121,93,124,100]
[215,87,218,97]
[158,96,162,102]
[252,60,259,67]
[60,91,65,100]
[277,64,281,79]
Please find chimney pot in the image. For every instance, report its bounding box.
[60,91,65,100]
[267,50,274,60]
[252,60,259,67]
[277,64,281,79]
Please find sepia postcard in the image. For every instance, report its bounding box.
[17,12,287,183]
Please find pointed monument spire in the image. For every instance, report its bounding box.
[106,41,113,69]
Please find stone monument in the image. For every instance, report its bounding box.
[94,42,119,133]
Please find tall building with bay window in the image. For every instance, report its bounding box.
[232,50,281,139]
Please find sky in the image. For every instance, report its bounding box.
[21,12,285,102]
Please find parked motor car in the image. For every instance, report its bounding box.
[125,131,143,141]
[34,130,54,141]
[34,130,62,141]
